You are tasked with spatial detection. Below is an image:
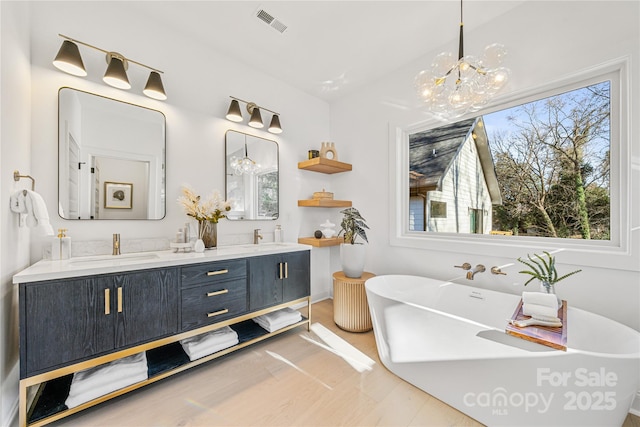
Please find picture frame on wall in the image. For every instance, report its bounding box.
[104,182,133,209]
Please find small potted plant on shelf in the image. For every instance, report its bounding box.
[338,207,369,278]
[517,251,582,304]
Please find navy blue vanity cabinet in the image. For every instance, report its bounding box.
[180,259,248,331]
[248,251,311,310]
[19,267,178,378]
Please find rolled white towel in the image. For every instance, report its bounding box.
[522,291,558,310]
[522,303,559,319]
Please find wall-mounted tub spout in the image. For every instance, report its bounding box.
[466,264,485,280]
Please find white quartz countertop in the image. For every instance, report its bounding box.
[13,242,311,284]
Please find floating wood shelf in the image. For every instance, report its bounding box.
[298,237,344,247]
[297,157,352,174]
[298,199,352,207]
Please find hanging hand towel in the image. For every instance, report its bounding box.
[19,190,54,235]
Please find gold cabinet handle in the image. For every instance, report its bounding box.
[207,269,229,276]
[207,308,229,318]
[117,287,123,313]
[104,288,110,315]
[279,262,283,280]
[285,262,288,279]
[206,289,229,297]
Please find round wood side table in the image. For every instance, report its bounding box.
[332,271,375,332]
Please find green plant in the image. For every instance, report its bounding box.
[517,251,582,286]
[338,207,369,244]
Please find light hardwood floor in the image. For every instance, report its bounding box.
[49,299,640,427]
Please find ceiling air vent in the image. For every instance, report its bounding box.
[255,8,288,34]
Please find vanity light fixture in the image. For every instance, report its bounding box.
[414,0,509,119]
[52,34,167,101]
[225,96,283,134]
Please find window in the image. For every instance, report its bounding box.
[390,59,632,270]
[431,201,447,219]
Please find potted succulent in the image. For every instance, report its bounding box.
[517,251,581,304]
[338,207,369,278]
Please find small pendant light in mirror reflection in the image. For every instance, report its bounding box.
[225,96,282,134]
[52,34,167,101]
[230,135,261,176]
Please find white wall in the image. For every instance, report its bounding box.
[330,1,640,330]
[1,2,334,424]
[0,2,31,425]
[26,0,333,301]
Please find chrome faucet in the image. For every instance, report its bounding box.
[253,229,263,244]
[113,233,121,255]
[466,264,485,280]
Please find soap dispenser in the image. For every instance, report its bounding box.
[52,228,71,260]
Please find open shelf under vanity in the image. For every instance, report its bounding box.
[27,316,309,426]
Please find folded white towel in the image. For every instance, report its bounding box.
[65,370,148,409]
[65,352,148,408]
[183,336,239,361]
[522,291,558,310]
[522,303,559,319]
[180,326,239,361]
[253,308,302,333]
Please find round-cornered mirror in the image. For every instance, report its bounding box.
[225,130,279,220]
[58,88,166,220]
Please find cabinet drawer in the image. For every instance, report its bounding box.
[181,259,247,288]
[181,279,247,330]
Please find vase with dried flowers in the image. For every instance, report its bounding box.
[178,186,231,249]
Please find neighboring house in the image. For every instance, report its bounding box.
[409,117,502,234]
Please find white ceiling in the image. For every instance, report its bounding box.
[136,1,525,102]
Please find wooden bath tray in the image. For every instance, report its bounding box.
[505,299,567,351]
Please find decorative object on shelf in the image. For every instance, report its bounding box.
[314,230,323,239]
[308,150,319,159]
[52,34,167,100]
[178,186,231,249]
[517,251,582,305]
[225,96,282,134]
[320,142,338,160]
[338,207,369,278]
[414,0,509,119]
[229,134,261,175]
[312,189,334,200]
[320,219,336,238]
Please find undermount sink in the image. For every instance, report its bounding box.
[68,253,160,266]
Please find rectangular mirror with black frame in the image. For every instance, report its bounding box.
[58,88,166,220]
[225,130,279,220]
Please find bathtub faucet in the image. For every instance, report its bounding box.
[466,264,485,280]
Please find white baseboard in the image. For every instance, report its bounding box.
[630,391,640,417]
[2,362,19,427]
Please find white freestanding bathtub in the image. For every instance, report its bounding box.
[365,275,640,427]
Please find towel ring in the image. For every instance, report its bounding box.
[14,170,35,191]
